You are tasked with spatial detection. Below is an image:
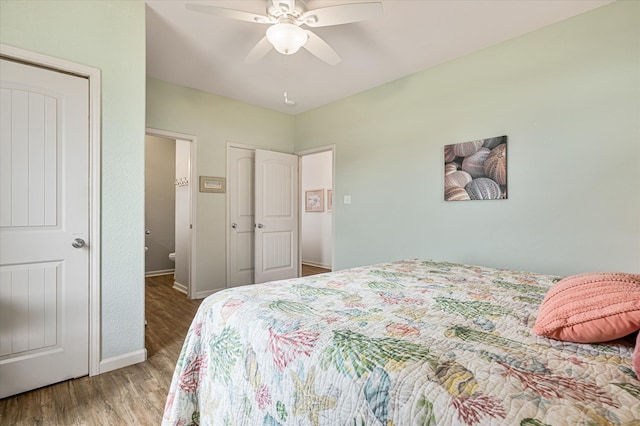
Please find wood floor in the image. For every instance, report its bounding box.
[301,263,331,276]
[0,274,201,425]
[0,268,329,424]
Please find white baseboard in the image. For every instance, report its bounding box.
[99,348,147,374]
[195,287,226,300]
[302,261,331,270]
[173,281,187,294]
[145,269,174,277]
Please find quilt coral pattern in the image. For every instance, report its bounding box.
[163,260,640,425]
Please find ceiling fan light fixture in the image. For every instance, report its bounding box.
[266,23,308,55]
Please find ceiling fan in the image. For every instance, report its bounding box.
[185,0,383,65]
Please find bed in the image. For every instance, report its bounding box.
[162,259,640,425]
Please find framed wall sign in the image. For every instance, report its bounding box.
[199,176,225,193]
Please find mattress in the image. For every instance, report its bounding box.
[163,259,639,425]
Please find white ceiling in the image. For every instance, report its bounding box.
[146,0,612,114]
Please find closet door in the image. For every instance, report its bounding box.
[254,149,299,284]
[227,147,255,287]
[0,58,89,398]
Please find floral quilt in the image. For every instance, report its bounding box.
[163,260,640,425]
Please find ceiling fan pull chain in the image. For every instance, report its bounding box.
[282,56,296,106]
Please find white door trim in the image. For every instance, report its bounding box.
[295,145,336,275]
[145,128,198,299]
[1,43,102,376]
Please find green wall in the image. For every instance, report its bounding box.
[146,78,295,295]
[0,0,146,360]
[295,1,640,276]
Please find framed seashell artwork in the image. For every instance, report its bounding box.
[444,136,507,201]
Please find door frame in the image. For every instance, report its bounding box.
[0,44,102,376]
[295,145,336,276]
[145,128,198,299]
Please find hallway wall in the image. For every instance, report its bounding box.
[146,78,295,298]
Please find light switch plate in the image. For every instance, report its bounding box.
[344,195,351,204]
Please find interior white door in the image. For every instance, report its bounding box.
[254,149,299,284]
[0,58,89,398]
[227,147,255,287]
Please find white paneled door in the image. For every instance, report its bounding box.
[228,147,255,287]
[227,147,299,286]
[0,58,89,398]
[254,149,298,284]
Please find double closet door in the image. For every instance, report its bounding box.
[228,147,298,286]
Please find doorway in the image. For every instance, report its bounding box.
[299,149,334,273]
[145,129,197,298]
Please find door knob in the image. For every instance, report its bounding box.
[231,223,238,229]
[72,238,86,248]
[256,223,264,229]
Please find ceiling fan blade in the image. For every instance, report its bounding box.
[303,30,341,65]
[185,3,273,24]
[299,2,382,27]
[244,36,273,64]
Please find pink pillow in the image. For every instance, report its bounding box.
[533,272,640,343]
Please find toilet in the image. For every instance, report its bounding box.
[169,252,175,262]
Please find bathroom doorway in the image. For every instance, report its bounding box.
[145,129,196,298]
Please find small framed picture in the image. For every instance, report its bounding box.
[199,176,225,193]
[305,189,324,212]
[327,189,333,211]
